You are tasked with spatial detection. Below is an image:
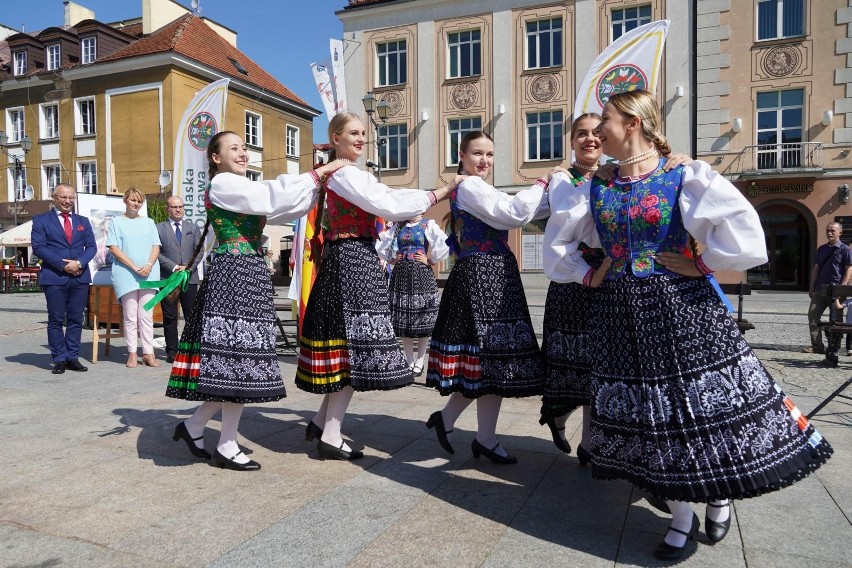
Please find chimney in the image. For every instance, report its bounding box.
[64,1,96,27]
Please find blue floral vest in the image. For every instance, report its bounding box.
[395,219,429,260]
[447,187,512,259]
[590,160,688,279]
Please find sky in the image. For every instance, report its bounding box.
[4,0,348,141]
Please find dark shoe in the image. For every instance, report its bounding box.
[803,345,825,354]
[539,415,571,453]
[425,411,454,454]
[471,439,518,464]
[66,359,88,372]
[576,444,592,467]
[172,422,212,460]
[51,362,66,374]
[165,353,175,364]
[705,502,731,543]
[654,512,699,561]
[213,449,261,471]
[317,440,364,460]
[305,421,323,442]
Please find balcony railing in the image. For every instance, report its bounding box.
[739,142,823,174]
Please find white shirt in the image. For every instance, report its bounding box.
[455,176,550,229]
[327,165,434,222]
[208,171,321,224]
[376,219,451,264]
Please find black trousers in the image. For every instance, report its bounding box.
[162,284,198,355]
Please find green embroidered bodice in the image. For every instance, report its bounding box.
[207,200,266,256]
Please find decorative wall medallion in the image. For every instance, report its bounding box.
[381,91,404,116]
[763,46,799,77]
[451,83,478,109]
[531,74,558,102]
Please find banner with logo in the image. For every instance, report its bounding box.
[310,60,337,119]
[173,78,230,229]
[330,38,348,114]
[573,20,669,118]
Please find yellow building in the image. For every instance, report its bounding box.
[0,0,319,231]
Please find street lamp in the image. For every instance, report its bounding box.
[362,92,390,181]
[0,131,34,226]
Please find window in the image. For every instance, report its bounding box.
[7,108,25,143]
[378,124,408,170]
[286,125,299,158]
[757,0,805,40]
[12,50,27,76]
[377,40,407,86]
[756,89,804,169]
[12,166,27,201]
[245,112,261,147]
[80,162,97,193]
[448,117,483,166]
[81,36,97,64]
[611,5,652,42]
[40,104,59,139]
[527,110,564,161]
[75,98,96,135]
[448,29,481,78]
[46,43,61,71]
[526,18,563,69]
[245,170,261,181]
[44,165,61,197]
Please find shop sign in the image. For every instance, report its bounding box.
[746,180,814,198]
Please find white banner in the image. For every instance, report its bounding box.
[310,60,337,119]
[330,39,348,114]
[173,78,230,229]
[574,20,669,118]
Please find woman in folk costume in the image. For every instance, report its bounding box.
[424,130,561,464]
[166,130,348,471]
[297,111,455,461]
[544,90,832,561]
[376,215,449,376]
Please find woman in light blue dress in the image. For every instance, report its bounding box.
[106,188,162,367]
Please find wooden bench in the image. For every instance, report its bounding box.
[718,282,755,334]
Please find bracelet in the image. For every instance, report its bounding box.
[428,191,438,207]
[582,268,595,287]
[693,254,713,275]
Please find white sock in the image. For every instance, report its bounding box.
[664,500,695,547]
[185,402,220,448]
[217,402,248,464]
[474,394,505,455]
[415,337,429,367]
[707,499,730,522]
[441,391,474,431]
[402,338,415,366]
[320,386,355,448]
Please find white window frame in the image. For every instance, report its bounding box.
[74,97,96,136]
[46,43,61,71]
[245,170,262,181]
[286,125,299,158]
[6,107,25,143]
[43,164,61,198]
[755,88,804,170]
[377,123,408,171]
[11,165,28,202]
[757,0,806,41]
[377,40,407,87]
[611,5,652,42]
[447,117,483,166]
[245,111,262,148]
[40,103,59,140]
[79,161,97,193]
[81,36,97,64]
[12,50,27,76]
[447,29,482,79]
[526,110,564,162]
[526,18,563,70]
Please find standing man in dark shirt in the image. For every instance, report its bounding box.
[805,222,852,353]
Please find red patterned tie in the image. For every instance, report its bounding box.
[61,213,72,244]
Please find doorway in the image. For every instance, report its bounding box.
[746,205,808,290]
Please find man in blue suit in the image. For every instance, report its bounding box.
[31,183,97,374]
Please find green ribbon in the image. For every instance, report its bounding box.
[139,270,190,311]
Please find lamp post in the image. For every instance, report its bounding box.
[0,131,34,226]
[362,92,390,181]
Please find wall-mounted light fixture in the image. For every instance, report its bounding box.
[420,110,429,122]
[675,85,684,98]
[840,184,849,204]
[713,156,724,165]
[823,110,834,127]
[497,104,506,115]
[732,118,742,133]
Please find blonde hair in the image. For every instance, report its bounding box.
[606,90,671,156]
[123,187,145,203]
[327,111,362,160]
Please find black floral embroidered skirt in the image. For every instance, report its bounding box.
[426,253,543,398]
[586,272,832,502]
[296,238,413,394]
[165,253,286,403]
[540,281,597,417]
[388,259,440,337]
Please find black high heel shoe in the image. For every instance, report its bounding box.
[317,440,364,461]
[305,421,323,442]
[425,411,454,454]
[172,422,211,460]
[576,444,592,467]
[471,439,518,464]
[539,415,571,453]
[654,512,699,561]
[213,449,261,471]
[705,502,731,543]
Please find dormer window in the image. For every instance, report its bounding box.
[46,43,61,71]
[81,36,96,64]
[12,50,27,76]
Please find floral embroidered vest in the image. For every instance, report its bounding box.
[396,219,429,260]
[324,188,378,241]
[565,167,605,270]
[206,192,265,255]
[589,160,688,279]
[448,187,511,259]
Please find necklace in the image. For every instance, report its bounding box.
[571,161,598,173]
[619,147,658,165]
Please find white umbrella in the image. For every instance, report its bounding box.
[0,221,33,246]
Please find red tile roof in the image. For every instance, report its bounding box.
[99,14,309,108]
